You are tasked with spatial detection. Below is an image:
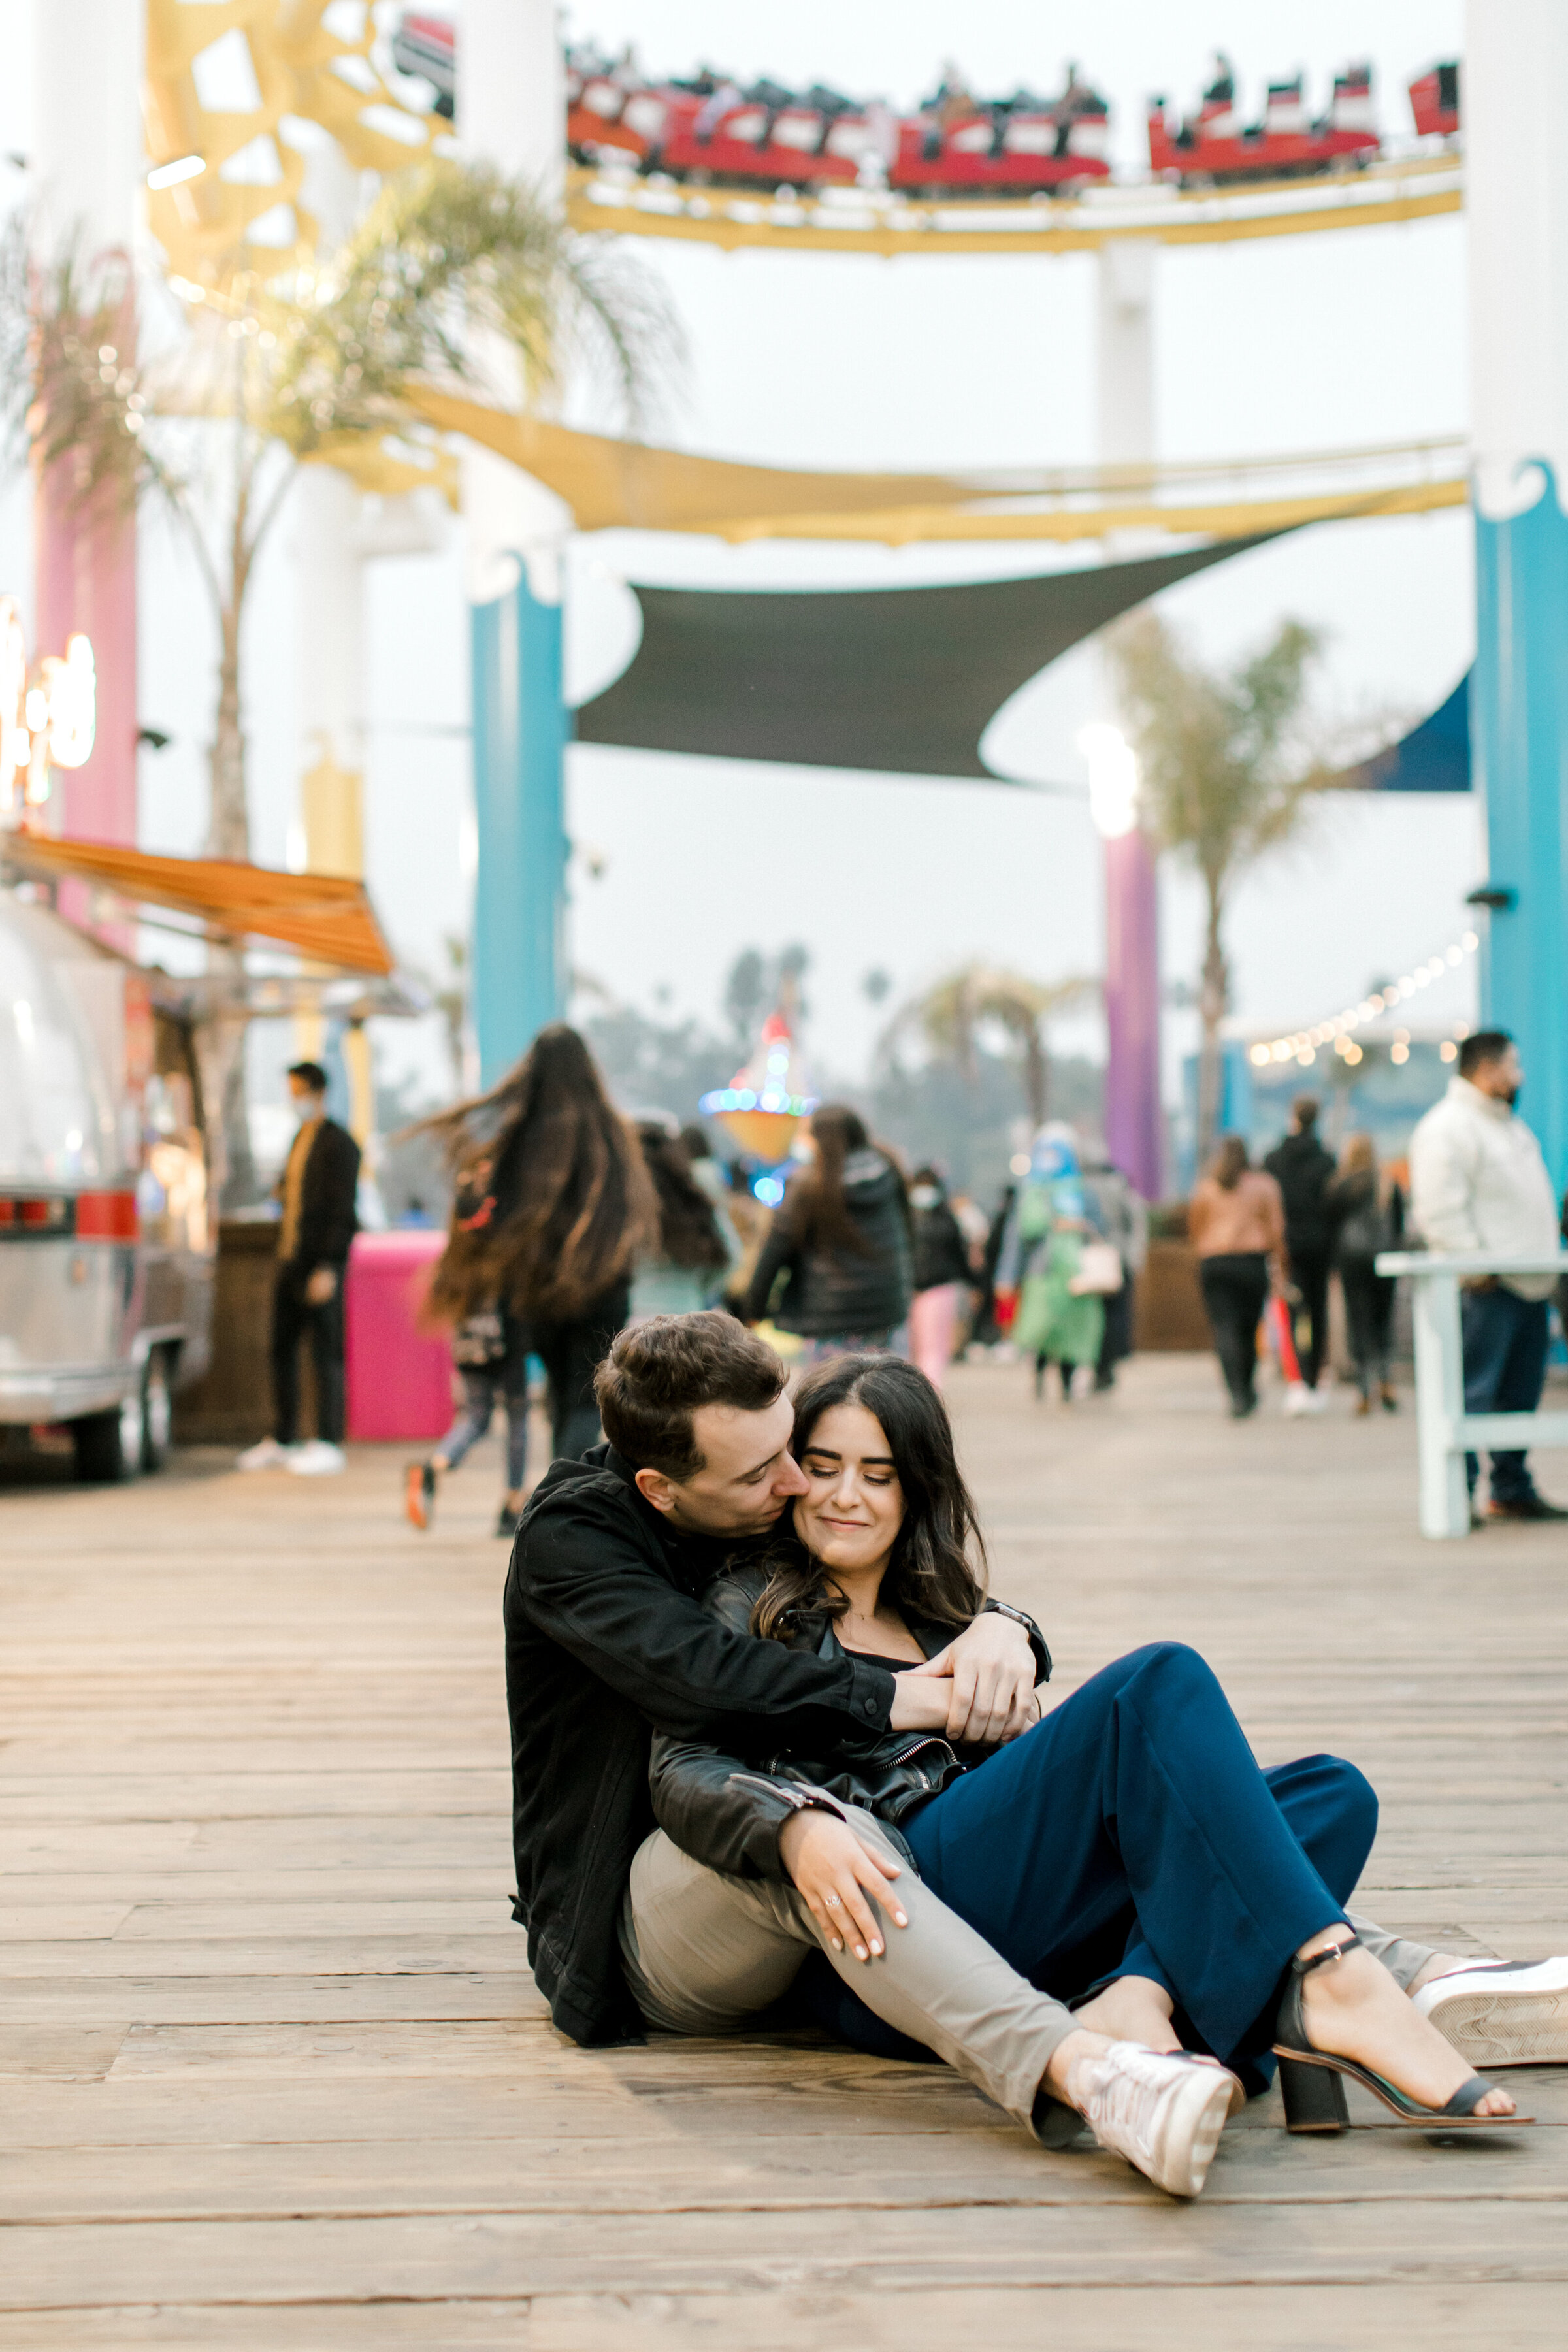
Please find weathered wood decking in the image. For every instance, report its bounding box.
[3,1354,1567,2347]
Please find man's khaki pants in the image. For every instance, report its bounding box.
[621,1824,1433,2142]
[623,1819,1079,2136]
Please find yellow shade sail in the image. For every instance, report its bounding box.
[410,390,1465,545]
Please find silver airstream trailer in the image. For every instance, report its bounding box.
[0,887,213,1478]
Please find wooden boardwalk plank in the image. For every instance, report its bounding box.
[4,1353,1568,2343]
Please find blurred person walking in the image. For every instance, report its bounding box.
[238,1060,360,1478]
[740,1105,912,1362]
[1327,1135,1403,1416]
[996,1128,1105,1403]
[629,1120,739,1319]
[406,1153,531,1537]
[1080,1145,1149,1393]
[1264,1098,1336,1398]
[971,1181,1017,1348]
[907,1166,973,1389]
[1190,1136,1285,1419]
[418,1025,656,1531]
[1409,1031,1567,1522]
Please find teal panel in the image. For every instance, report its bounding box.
[1473,466,1568,1188]
[470,568,568,1086]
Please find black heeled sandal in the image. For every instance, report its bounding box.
[1273,1932,1532,2133]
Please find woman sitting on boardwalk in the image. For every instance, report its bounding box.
[636,1354,1522,2198]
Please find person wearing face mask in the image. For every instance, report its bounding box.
[238,1060,361,1477]
[993,1126,1104,1403]
[906,1165,973,1390]
[1409,1030,1567,1522]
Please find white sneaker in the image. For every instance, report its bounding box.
[287,1439,346,1477]
[1413,1956,1568,2067]
[237,1437,295,1471]
[1282,1382,1328,1417]
[1068,2042,1239,2198]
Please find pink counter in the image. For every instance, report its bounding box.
[344,1230,455,1442]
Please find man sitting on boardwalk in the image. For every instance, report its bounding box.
[502,1313,1568,2191]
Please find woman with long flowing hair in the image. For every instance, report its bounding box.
[414,1025,656,1529]
[628,1119,738,1320]
[740,1103,913,1362]
[1327,1132,1404,1414]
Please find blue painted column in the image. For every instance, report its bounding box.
[471,568,569,1085]
[1469,0,1568,1190]
[1472,482,1568,1186]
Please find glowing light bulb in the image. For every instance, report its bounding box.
[1079,724,1141,839]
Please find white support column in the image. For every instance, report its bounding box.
[460,0,570,611]
[1095,240,1156,484]
[461,0,573,1081]
[31,0,144,252]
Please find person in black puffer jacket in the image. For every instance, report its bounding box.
[1263,1096,1337,1392]
[742,1103,913,1360]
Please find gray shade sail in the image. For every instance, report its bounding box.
[574,538,1277,781]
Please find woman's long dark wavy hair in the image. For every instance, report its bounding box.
[784,1102,904,1256]
[747,1354,988,1644]
[638,1120,728,1272]
[421,1024,657,1322]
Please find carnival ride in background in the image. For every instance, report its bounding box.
[392,16,1460,197]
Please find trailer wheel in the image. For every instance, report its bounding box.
[141,1349,173,1473]
[73,1385,146,1484]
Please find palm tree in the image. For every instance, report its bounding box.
[16,161,672,864]
[1106,611,1334,1167]
[8,162,673,1192]
[885,964,1094,1130]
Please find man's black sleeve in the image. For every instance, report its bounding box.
[514,1487,896,1748]
[306,1125,361,1266]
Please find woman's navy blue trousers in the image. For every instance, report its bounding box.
[805,1642,1377,2083]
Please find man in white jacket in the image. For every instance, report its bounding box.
[1409,1031,1567,1522]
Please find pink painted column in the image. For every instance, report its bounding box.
[1103,826,1163,1201]
[34,462,137,849]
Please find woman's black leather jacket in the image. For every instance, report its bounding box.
[647,1568,1050,1880]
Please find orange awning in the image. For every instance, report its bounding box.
[4,836,395,975]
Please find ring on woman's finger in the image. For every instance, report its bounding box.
[824,1893,842,1908]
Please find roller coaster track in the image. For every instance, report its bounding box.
[566,152,1462,256]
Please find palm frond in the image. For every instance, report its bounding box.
[11,242,147,519]
[267,160,680,454]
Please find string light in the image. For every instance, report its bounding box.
[1247,931,1480,1070]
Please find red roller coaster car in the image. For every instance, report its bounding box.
[1407,61,1460,139]
[1147,55,1380,182]
[390,18,1111,197]
[568,60,1112,195]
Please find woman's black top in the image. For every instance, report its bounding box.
[911,1200,972,1292]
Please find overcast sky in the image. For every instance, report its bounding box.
[2,0,1478,1113]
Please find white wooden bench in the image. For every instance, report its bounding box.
[1375,1250,1568,1537]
